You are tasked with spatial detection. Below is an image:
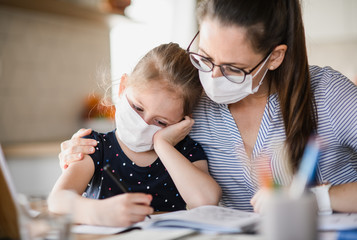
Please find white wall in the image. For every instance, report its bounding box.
[303,0,357,82]
[7,156,61,197]
[109,0,197,102]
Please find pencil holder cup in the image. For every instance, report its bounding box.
[261,191,318,240]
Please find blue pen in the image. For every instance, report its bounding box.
[289,136,320,199]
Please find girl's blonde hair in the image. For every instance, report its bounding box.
[128,42,202,116]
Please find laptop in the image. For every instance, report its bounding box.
[0,144,21,239]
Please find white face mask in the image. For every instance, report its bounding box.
[199,54,271,104]
[115,94,161,152]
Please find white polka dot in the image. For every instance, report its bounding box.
[147,186,150,189]
[130,173,133,177]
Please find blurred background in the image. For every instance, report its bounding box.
[0,0,356,198]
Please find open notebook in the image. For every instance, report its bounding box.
[0,144,21,239]
[72,205,261,235]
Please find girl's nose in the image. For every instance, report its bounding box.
[141,114,152,125]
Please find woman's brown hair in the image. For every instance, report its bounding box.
[197,0,317,171]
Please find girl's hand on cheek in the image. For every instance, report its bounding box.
[154,116,194,146]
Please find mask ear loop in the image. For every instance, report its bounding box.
[252,53,272,93]
[111,79,121,105]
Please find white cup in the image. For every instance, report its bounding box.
[261,191,318,240]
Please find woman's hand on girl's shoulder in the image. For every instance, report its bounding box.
[153,116,194,147]
[59,128,97,170]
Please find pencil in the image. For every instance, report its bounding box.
[289,136,320,199]
[104,164,128,193]
[104,164,151,219]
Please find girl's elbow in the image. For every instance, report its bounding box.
[209,187,222,205]
[47,189,76,215]
[205,184,222,205]
[188,188,222,208]
[47,193,59,214]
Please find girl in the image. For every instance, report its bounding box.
[48,43,221,227]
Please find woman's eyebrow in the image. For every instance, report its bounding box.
[199,48,248,68]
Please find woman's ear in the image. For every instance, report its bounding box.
[268,44,287,70]
[118,74,128,96]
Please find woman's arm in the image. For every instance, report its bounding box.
[153,117,222,209]
[48,155,153,226]
[251,182,357,214]
[329,182,357,212]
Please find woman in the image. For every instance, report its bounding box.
[59,0,357,213]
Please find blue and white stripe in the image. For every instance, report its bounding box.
[190,65,357,211]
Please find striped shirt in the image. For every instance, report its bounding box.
[190,65,357,211]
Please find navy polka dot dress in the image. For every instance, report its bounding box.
[82,130,206,212]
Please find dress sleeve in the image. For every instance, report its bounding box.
[81,131,104,199]
[322,68,357,151]
[82,131,104,169]
[175,136,207,163]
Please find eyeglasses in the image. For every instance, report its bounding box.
[186,31,270,84]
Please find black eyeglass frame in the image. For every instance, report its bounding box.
[186,31,271,84]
